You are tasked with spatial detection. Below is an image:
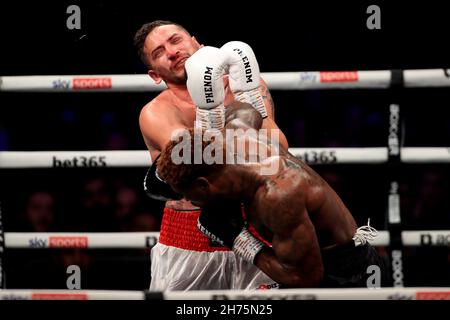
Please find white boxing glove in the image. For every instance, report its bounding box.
[185,46,228,130]
[221,41,267,118]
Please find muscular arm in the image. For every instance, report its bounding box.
[225,78,289,150]
[140,100,199,207]
[258,78,289,150]
[253,192,324,287]
[139,101,188,161]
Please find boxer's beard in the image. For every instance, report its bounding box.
[167,68,187,85]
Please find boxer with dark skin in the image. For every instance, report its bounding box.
[157,107,390,288]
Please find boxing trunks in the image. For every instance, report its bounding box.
[320,229,391,287]
[149,207,278,291]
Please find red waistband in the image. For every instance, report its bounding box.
[159,207,230,252]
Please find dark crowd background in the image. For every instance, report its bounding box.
[0,0,449,289]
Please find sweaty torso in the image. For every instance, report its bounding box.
[246,156,358,249]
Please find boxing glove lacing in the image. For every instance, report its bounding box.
[352,219,379,246]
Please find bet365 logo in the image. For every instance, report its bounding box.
[53,156,107,168]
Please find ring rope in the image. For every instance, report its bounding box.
[0,201,5,288]
[0,287,449,300]
[1,69,450,92]
[4,230,449,249]
[1,69,449,290]
[0,289,146,300]
[1,148,449,168]
[4,232,159,249]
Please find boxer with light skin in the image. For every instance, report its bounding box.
[136,21,287,161]
[135,20,288,290]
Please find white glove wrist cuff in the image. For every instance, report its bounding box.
[232,227,265,264]
[195,105,226,130]
[235,89,268,118]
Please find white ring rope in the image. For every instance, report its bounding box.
[164,287,450,300]
[4,232,159,249]
[2,70,448,293]
[401,147,450,163]
[4,230,449,249]
[0,287,449,300]
[1,148,449,168]
[0,150,152,168]
[1,69,450,92]
[0,289,145,300]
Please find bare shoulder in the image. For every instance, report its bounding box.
[254,172,306,233]
[139,91,180,129]
[140,91,172,119]
[139,89,194,153]
[266,164,307,198]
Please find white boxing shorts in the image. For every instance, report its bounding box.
[149,207,277,291]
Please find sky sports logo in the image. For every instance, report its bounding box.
[31,293,88,300]
[28,236,88,248]
[320,71,358,82]
[52,77,112,90]
[416,291,450,300]
[73,77,111,89]
[298,71,359,84]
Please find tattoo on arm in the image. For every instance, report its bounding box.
[285,158,302,171]
[260,85,275,119]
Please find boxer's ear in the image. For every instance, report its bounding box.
[191,36,203,48]
[148,69,162,84]
[195,177,210,191]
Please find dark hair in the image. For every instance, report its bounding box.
[133,20,189,68]
[157,128,225,191]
